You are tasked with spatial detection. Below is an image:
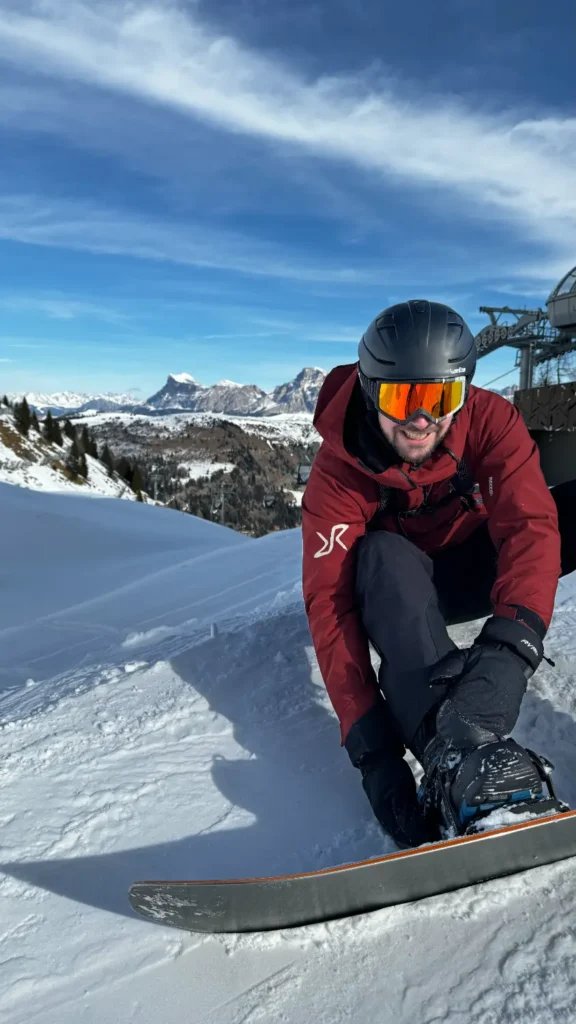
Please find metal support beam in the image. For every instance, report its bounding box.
[519,343,534,390]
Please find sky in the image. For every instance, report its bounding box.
[0,0,575,398]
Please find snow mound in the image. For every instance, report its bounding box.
[1,484,576,1023]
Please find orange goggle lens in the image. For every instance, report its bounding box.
[377,378,465,423]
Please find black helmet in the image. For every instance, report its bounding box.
[358,300,476,405]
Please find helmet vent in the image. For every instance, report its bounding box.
[445,325,463,345]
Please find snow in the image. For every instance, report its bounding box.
[2,481,576,1022]
[9,391,137,413]
[178,460,236,480]
[0,410,145,501]
[168,373,202,386]
[81,408,319,445]
[285,488,304,506]
[9,389,92,409]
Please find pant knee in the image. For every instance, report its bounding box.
[356,530,433,589]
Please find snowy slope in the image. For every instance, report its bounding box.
[0,408,146,500]
[83,409,318,446]
[2,483,576,1023]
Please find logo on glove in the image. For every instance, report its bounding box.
[520,638,539,657]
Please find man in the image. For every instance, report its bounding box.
[302,299,575,848]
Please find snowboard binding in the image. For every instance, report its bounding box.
[419,738,568,838]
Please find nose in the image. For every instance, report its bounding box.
[406,414,432,430]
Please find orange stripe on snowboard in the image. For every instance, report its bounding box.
[133,809,576,886]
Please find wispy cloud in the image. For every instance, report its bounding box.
[0,292,130,324]
[0,2,574,249]
[0,195,380,284]
[248,316,362,342]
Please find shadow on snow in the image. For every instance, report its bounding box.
[3,609,576,924]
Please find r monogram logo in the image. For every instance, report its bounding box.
[314,524,349,558]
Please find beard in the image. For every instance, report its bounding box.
[387,420,452,466]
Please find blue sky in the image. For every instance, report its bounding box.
[0,0,575,398]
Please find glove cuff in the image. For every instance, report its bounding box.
[476,615,543,675]
[344,701,405,768]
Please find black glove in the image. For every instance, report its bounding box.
[359,752,434,849]
[428,613,544,746]
[345,702,434,849]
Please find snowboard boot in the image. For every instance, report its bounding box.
[418,736,567,837]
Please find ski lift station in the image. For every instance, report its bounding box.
[474,265,576,487]
[547,267,576,333]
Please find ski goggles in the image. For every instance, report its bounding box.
[373,377,466,424]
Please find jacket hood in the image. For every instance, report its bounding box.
[313,363,473,490]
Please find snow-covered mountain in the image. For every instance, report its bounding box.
[270,366,326,413]
[9,390,139,416]
[143,373,272,415]
[1,482,576,1022]
[143,367,327,415]
[11,368,328,419]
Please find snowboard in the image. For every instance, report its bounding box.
[128,808,576,933]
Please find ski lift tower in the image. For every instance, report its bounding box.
[475,268,576,389]
[475,267,576,486]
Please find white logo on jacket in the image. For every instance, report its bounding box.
[314,524,349,558]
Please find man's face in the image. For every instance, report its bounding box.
[378,411,454,466]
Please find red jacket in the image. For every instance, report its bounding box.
[302,364,561,743]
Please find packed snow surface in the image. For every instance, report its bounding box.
[2,480,576,1022]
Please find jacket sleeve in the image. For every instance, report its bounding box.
[476,399,561,630]
[302,449,380,743]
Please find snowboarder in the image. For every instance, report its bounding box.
[302,299,576,848]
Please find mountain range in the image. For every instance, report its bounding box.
[10,373,517,419]
[11,367,328,418]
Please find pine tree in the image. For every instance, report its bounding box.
[63,419,76,441]
[117,457,133,485]
[31,410,40,433]
[52,418,64,447]
[80,424,98,459]
[131,463,144,494]
[43,409,55,443]
[2,395,9,407]
[66,436,88,480]
[13,398,32,436]
[101,443,115,477]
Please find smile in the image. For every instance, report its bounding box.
[401,428,434,441]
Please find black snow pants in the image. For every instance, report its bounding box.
[355,478,576,755]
